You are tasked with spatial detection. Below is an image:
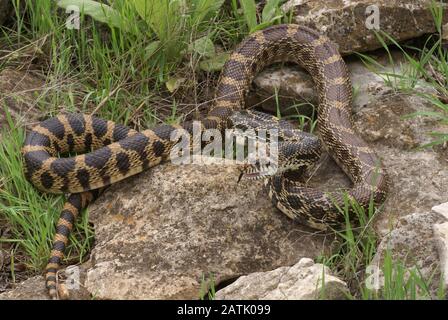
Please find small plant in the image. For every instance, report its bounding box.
[361,251,442,300]
[199,272,216,300]
[132,0,226,80]
[231,0,286,34]
[57,0,227,85]
[268,88,317,133]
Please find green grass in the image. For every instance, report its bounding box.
[199,272,216,300]
[317,193,446,300]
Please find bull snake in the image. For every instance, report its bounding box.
[22,24,389,299]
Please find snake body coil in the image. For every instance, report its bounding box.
[22,25,388,298]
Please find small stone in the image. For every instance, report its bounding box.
[84,158,330,300]
[433,222,448,289]
[215,258,348,300]
[432,203,448,221]
[0,276,49,300]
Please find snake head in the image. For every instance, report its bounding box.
[237,133,322,182]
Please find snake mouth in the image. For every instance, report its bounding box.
[238,163,277,182]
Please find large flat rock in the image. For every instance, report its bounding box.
[84,159,331,300]
[283,0,447,55]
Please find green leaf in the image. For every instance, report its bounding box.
[191,0,226,25]
[57,0,123,29]
[240,0,258,32]
[166,76,186,93]
[199,52,230,71]
[250,18,281,33]
[131,0,148,21]
[132,0,183,40]
[261,0,280,23]
[144,41,161,60]
[190,36,215,58]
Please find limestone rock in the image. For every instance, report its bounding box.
[215,258,348,300]
[370,210,448,296]
[282,0,448,55]
[0,276,49,300]
[433,203,448,221]
[0,265,91,300]
[433,222,448,289]
[84,159,331,300]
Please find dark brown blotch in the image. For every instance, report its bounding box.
[153,124,177,141]
[152,140,165,158]
[68,194,82,210]
[25,131,51,147]
[50,158,76,177]
[40,171,54,190]
[119,133,149,154]
[60,210,76,224]
[236,36,260,58]
[286,194,304,208]
[84,133,93,151]
[92,117,108,138]
[67,134,75,152]
[112,124,131,142]
[85,147,112,169]
[294,26,321,44]
[116,152,130,174]
[55,224,71,237]
[40,117,66,140]
[48,254,61,264]
[45,268,57,275]
[271,175,283,193]
[222,59,248,81]
[66,114,86,136]
[262,26,287,42]
[76,168,91,190]
[52,241,65,252]
[23,150,51,179]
